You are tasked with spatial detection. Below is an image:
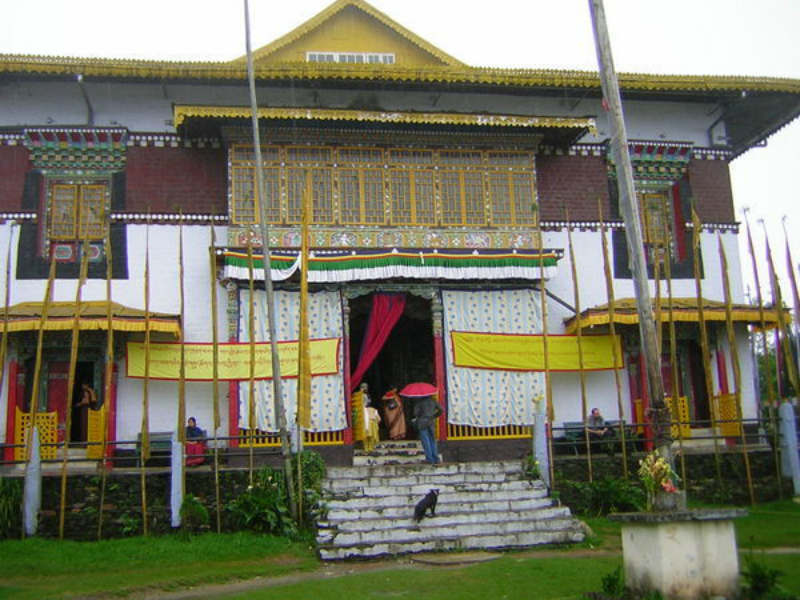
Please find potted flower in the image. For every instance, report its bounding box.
[638,450,684,511]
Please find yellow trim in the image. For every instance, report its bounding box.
[175,105,595,131]
[447,423,532,440]
[564,297,785,333]
[1,301,181,336]
[238,429,344,447]
[3,53,800,96]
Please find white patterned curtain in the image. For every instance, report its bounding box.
[238,289,346,432]
[442,289,544,427]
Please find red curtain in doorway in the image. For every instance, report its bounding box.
[349,293,406,393]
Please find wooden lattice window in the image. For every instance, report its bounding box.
[639,192,670,246]
[440,171,485,225]
[287,168,333,224]
[340,168,384,224]
[49,183,107,241]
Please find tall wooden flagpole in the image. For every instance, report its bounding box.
[243,0,296,515]
[209,226,222,532]
[566,214,593,481]
[599,202,628,477]
[98,220,115,539]
[744,210,780,496]
[535,221,556,487]
[588,0,670,457]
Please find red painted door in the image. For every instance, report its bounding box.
[46,362,70,443]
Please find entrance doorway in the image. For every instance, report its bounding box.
[349,293,434,440]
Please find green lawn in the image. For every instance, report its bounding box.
[0,500,797,599]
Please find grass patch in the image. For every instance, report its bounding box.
[229,555,624,600]
[0,532,319,599]
[735,499,800,549]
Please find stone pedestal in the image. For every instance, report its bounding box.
[608,509,747,600]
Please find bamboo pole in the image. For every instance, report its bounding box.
[140,215,152,536]
[0,224,16,437]
[588,0,670,457]
[691,208,723,483]
[718,234,756,505]
[246,237,256,486]
[535,221,556,488]
[58,238,90,539]
[242,0,296,515]
[743,211,780,497]
[208,226,222,533]
[782,217,800,374]
[296,190,312,524]
[598,202,628,477]
[177,215,186,504]
[660,202,686,486]
[566,214,593,481]
[763,222,799,395]
[98,218,115,539]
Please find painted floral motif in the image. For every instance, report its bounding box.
[464,232,491,248]
[441,289,544,428]
[330,232,357,247]
[282,231,301,247]
[238,290,346,433]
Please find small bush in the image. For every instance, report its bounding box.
[226,467,297,538]
[741,553,794,600]
[522,454,541,480]
[563,477,645,516]
[0,478,22,539]
[179,494,209,538]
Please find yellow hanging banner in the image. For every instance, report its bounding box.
[126,338,340,381]
[451,331,622,371]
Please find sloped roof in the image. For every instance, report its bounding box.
[236,0,464,67]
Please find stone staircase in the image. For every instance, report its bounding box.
[316,440,585,560]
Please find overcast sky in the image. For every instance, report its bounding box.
[3,0,799,298]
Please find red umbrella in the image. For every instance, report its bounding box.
[399,382,437,397]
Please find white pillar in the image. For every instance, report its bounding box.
[23,426,42,537]
[170,430,184,528]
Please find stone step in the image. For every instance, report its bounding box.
[330,478,540,500]
[324,495,554,521]
[325,469,526,493]
[326,483,546,508]
[321,512,579,546]
[328,460,523,480]
[352,453,430,466]
[318,527,585,560]
[321,505,571,533]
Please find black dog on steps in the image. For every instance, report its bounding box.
[414,489,439,522]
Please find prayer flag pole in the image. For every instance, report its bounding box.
[243,0,296,515]
[98,215,115,539]
[566,213,593,481]
[599,201,629,477]
[209,226,222,532]
[692,207,723,483]
[744,210,780,496]
[58,236,90,539]
[717,234,755,505]
[588,0,670,458]
[140,214,152,536]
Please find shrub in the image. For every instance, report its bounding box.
[179,493,209,538]
[0,478,22,539]
[741,554,794,600]
[562,477,645,516]
[522,454,541,480]
[226,467,297,538]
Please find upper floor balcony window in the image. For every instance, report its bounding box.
[229,144,537,229]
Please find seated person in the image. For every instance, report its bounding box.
[586,407,615,453]
[185,417,206,465]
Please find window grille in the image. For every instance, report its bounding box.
[639,192,670,246]
[229,144,535,228]
[306,52,394,64]
[49,183,107,241]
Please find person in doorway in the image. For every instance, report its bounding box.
[586,407,615,454]
[412,395,440,464]
[361,384,382,452]
[75,383,98,409]
[185,417,206,466]
[381,386,406,440]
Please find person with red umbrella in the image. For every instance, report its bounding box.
[401,383,441,464]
